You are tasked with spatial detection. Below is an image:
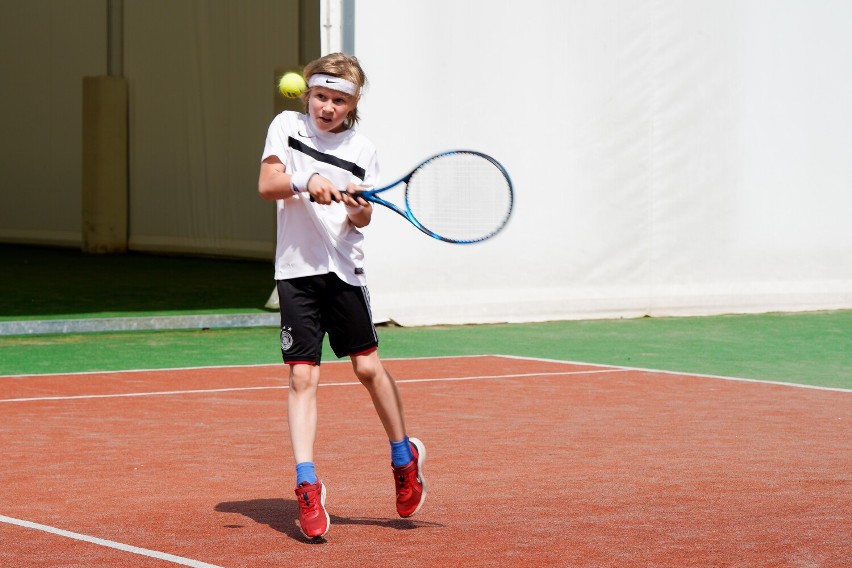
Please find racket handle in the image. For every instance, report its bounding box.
[308,193,345,203]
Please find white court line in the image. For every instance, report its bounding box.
[0,354,484,379]
[497,354,852,393]
[3,353,847,393]
[0,369,629,403]
[0,514,222,568]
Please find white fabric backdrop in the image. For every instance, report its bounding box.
[351,0,852,325]
[0,0,105,246]
[2,1,851,325]
[124,0,300,258]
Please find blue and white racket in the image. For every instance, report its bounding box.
[353,150,513,244]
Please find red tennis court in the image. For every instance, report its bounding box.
[1,356,849,567]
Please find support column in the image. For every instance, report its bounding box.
[81,75,128,253]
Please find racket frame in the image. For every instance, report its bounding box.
[353,150,513,244]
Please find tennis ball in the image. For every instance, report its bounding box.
[278,72,306,99]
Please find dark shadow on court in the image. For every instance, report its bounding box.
[215,498,444,543]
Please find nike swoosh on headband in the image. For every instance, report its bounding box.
[307,74,357,96]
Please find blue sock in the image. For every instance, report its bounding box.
[390,436,413,467]
[295,461,317,486]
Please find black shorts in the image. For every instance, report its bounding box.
[277,273,378,365]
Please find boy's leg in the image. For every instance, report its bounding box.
[351,351,427,517]
[350,351,406,441]
[325,276,427,517]
[288,362,330,539]
[277,277,330,538]
[288,363,321,465]
[278,276,325,470]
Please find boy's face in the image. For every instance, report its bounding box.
[308,86,356,133]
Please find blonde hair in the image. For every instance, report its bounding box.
[301,52,367,130]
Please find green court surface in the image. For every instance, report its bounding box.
[1,245,850,389]
[1,313,850,390]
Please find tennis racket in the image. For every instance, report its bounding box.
[346,150,514,244]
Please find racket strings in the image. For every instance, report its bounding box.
[406,153,513,243]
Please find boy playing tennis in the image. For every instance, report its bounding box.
[257,52,426,539]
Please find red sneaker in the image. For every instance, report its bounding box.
[393,437,426,517]
[294,480,329,539]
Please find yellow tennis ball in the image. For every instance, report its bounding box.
[278,72,306,99]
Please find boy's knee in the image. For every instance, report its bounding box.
[352,358,382,383]
[289,363,317,391]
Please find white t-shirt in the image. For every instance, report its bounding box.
[261,111,380,286]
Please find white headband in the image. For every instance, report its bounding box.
[307,74,358,96]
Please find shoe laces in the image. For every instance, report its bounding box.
[395,468,416,499]
[298,485,320,516]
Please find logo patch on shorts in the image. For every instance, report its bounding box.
[280,327,294,351]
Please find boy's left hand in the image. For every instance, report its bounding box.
[341,184,372,210]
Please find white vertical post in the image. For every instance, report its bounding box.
[320,0,343,55]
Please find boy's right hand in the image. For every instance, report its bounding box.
[306,174,344,204]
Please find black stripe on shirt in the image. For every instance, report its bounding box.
[288,137,367,180]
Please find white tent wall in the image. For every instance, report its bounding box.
[0,1,106,247]
[2,1,851,326]
[0,0,303,258]
[349,0,852,325]
[124,0,301,258]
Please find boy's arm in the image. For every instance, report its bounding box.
[258,156,343,205]
[258,156,296,201]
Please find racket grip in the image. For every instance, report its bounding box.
[308,193,345,203]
